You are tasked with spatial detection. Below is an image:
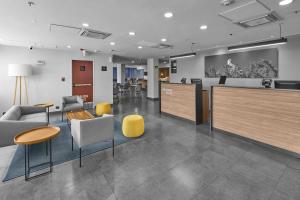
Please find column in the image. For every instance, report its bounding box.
[116,64,125,84]
[147,58,159,99]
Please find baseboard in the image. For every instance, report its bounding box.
[212,127,300,159]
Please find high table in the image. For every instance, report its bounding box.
[211,85,300,155]
[34,102,54,124]
[160,82,209,124]
[14,126,60,181]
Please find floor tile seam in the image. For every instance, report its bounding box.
[268,166,290,200]
[186,174,220,200]
[113,153,196,199]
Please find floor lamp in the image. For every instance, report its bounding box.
[8,64,32,105]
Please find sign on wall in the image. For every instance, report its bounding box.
[171,60,177,74]
[205,48,278,78]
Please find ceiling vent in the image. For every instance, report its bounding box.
[219,0,281,28]
[49,24,111,40]
[79,28,111,39]
[237,12,280,28]
[138,41,173,49]
[153,43,173,49]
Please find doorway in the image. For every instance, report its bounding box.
[159,67,170,82]
[72,60,93,102]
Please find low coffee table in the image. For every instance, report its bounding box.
[66,110,94,150]
[14,126,60,181]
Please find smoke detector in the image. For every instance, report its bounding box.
[221,0,235,6]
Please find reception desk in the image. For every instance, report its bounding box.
[211,86,300,154]
[160,82,209,124]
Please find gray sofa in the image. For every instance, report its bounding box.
[62,96,84,121]
[0,106,47,147]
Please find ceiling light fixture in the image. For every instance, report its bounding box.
[110,42,115,46]
[228,38,287,51]
[138,46,143,49]
[164,12,173,18]
[229,23,287,51]
[67,45,72,48]
[82,23,89,27]
[279,0,293,6]
[200,25,208,30]
[161,38,167,42]
[170,53,196,60]
[129,31,135,36]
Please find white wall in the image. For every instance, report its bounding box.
[0,45,113,114]
[170,35,300,89]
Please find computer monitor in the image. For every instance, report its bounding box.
[219,76,226,84]
[274,80,300,90]
[191,78,202,84]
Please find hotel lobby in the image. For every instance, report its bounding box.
[0,0,300,200]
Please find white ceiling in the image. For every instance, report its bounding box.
[0,0,300,58]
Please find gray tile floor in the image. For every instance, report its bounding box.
[0,93,300,200]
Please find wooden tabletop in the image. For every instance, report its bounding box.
[14,126,60,145]
[66,110,95,121]
[34,102,54,108]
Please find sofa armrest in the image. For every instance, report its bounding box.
[71,119,82,147]
[77,96,84,106]
[20,106,46,115]
[79,117,114,147]
[0,121,47,147]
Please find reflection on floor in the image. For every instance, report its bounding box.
[0,93,300,200]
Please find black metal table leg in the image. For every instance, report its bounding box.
[79,148,82,168]
[112,139,114,157]
[23,140,54,181]
[24,145,27,180]
[46,142,48,156]
[71,137,74,151]
[50,139,53,172]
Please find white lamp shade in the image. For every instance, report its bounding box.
[8,64,32,76]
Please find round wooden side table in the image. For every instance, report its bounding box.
[14,126,60,181]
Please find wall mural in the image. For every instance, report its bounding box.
[205,48,278,78]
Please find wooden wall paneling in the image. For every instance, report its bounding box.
[212,86,300,154]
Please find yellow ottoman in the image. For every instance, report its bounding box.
[95,102,112,116]
[122,115,144,138]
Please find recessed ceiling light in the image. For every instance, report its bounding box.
[67,45,71,48]
[138,46,143,49]
[82,23,89,27]
[161,38,167,42]
[110,42,115,46]
[279,0,293,6]
[164,12,173,18]
[200,25,208,30]
[129,31,135,36]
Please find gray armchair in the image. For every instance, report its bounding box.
[70,114,114,167]
[61,96,84,121]
[0,106,47,147]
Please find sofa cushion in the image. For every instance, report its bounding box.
[63,103,83,112]
[19,113,47,123]
[0,106,21,120]
[63,96,78,104]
